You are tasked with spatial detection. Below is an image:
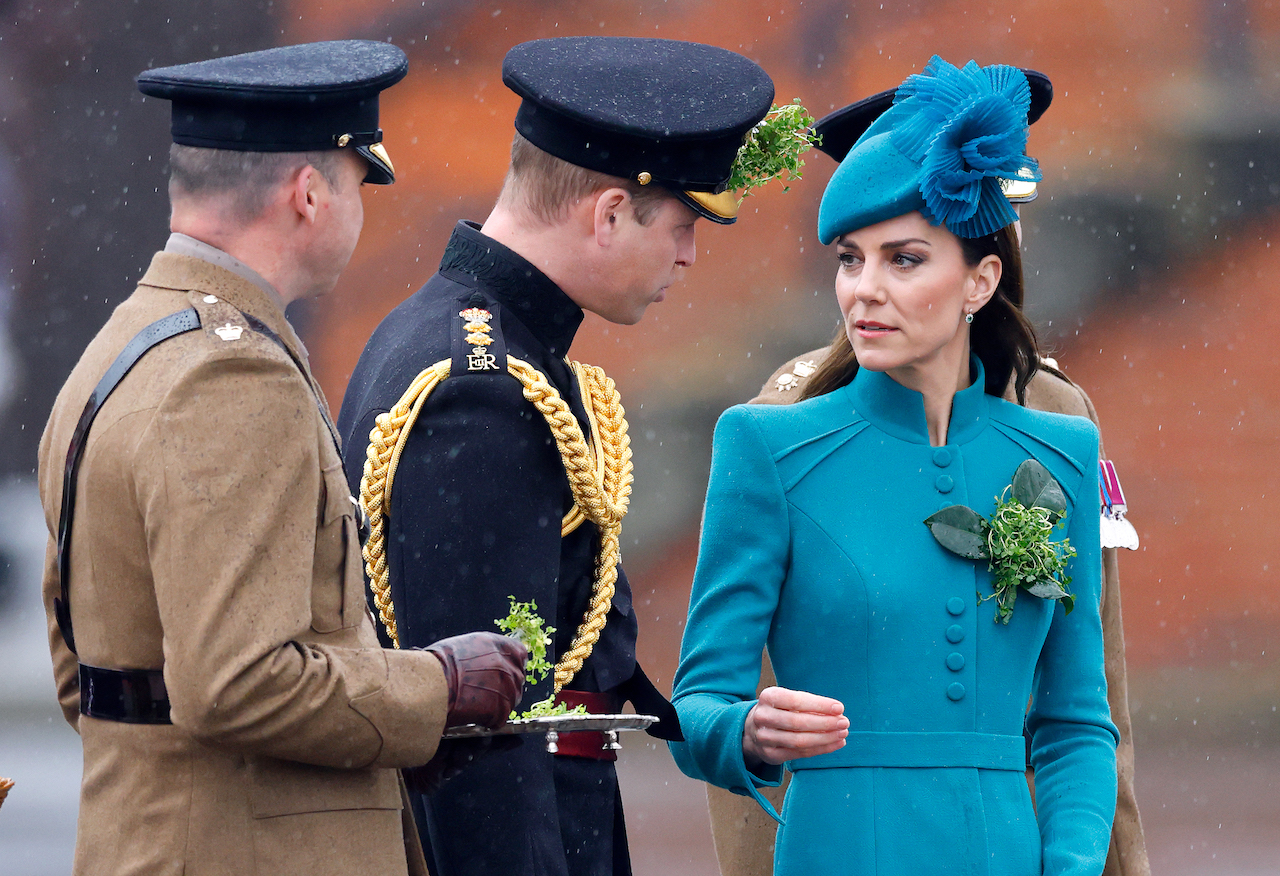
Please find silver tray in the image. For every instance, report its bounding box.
[443,713,657,739]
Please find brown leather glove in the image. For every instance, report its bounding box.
[423,632,528,728]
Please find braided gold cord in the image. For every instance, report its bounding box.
[360,361,452,647]
[357,356,632,695]
[512,358,632,692]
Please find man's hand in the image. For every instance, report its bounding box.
[423,632,528,728]
[742,686,848,767]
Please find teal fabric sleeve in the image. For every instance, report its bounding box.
[669,405,788,822]
[1026,424,1120,876]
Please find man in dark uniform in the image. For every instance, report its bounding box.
[338,36,775,876]
[38,41,526,876]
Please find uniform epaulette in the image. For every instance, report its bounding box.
[188,291,269,353]
[451,292,509,377]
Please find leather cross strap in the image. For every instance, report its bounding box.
[55,308,202,654]
[240,311,341,455]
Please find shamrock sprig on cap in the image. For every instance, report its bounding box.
[924,459,1076,624]
[726,99,820,200]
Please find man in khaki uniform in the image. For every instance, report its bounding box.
[704,77,1150,876]
[38,41,526,876]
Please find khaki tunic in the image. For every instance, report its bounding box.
[704,349,1150,876]
[39,252,448,876]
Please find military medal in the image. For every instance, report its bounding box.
[1099,459,1139,550]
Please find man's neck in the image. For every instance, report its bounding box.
[170,203,304,306]
[164,233,287,312]
[480,204,593,305]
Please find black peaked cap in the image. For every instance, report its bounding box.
[815,69,1053,163]
[137,40,409,184]
[503,37,774,222]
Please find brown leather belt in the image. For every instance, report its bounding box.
[79,663,172,724]
[551,689,619,761]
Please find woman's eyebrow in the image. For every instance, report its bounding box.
[880,238,931,250]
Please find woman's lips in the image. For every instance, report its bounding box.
[855,320,897,337]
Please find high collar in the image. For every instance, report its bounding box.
[164,233,286,313]
[439,220,585,358]
[139,251,309,367]
[844,356,991,446]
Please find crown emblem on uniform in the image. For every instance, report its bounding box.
[214,323,244,342]
[459,306,499,371]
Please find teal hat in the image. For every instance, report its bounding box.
[817,56,1042,244]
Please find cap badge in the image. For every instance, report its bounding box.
[214,323,244,342]
[459,307,499,371]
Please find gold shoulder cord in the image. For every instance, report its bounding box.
[359,356,632,694]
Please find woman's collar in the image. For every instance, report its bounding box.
[845,356,990,446]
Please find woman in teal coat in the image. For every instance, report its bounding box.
[670,58,1118,876]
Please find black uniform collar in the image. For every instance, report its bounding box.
[440,221,584,357]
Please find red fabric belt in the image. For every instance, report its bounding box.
[551,690,618,761]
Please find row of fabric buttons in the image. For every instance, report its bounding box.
[934,447,954,495]
[945,594,966,701]
[936,445,966,700]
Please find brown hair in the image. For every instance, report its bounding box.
[500,131,672,226]
[168,143,347,220]
[799,223,1040,404]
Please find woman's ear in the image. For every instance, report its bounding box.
[967,253,1002,313]
[592,187,631,246]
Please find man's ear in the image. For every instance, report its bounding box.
[290,164,321,225]
[592,187,631,246]
[967,253,1002,313]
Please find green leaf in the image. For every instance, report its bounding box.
[924,505,989,559]
[1061,593,1076,615]
[726,100,820,199]
[1011,459,1067,518]
[1026,580,1068,600]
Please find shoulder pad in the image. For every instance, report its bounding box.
[1036,356,1076,387]
[1025,359,1091,420]
[451,293,508,376]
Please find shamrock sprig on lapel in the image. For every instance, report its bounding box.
[924,459,1077,624]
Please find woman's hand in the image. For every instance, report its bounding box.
[742,686,849,768]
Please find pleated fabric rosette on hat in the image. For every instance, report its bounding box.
[817,56,1042,244]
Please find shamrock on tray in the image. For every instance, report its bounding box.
[495,597,587,720]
